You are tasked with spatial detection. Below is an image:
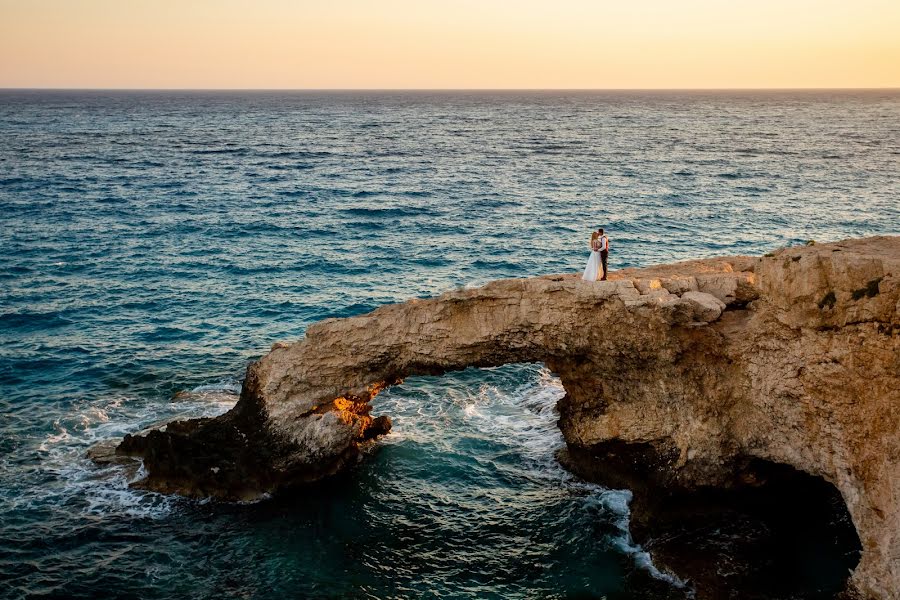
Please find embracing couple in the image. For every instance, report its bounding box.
[581,227,610,282]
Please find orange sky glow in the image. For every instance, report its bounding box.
[1,0,898,89]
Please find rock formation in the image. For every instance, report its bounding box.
[109,236,899,598]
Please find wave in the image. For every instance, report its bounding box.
[264,162,315,171]
[735,185,773,194]
[186,147,248,155]
[256,150,333,159]
[341,205,434,218]
[190,381,242,395]
[0,310,73,330]
[471,259,526,271]
[5,382,240,522]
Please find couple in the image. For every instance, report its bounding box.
[581,227,610,281]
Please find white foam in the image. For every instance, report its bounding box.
[377,365,689,591]
[38,419,71,452]
[18,380,241,520]
[590,489,689,589]
[190,381,242,395]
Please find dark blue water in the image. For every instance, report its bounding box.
[1,90,898,599]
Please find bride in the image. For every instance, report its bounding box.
[582,231,602,281]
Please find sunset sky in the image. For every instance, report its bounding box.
[1,0,898,89]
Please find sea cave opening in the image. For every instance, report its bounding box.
[370,363,863,599]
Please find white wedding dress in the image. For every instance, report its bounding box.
[582,246,601,281]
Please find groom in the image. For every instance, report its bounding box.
[597,228,609,280]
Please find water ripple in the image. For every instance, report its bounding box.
[1,90,898,600]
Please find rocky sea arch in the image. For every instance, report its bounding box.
[107,236,899,598]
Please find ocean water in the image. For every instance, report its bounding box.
[1,90,898,599]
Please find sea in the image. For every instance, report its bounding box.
[1,90,898,600]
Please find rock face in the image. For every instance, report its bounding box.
[111,236,899,598]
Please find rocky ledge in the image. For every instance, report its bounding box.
[104,236,899,598]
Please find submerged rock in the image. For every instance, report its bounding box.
[105,236,899,598]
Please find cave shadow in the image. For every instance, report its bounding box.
[562,445,863,600]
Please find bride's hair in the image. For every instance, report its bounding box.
[590,231,599,241]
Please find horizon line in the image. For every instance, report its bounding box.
[1,86,899,92]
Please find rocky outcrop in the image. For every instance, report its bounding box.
[109,236,899,598]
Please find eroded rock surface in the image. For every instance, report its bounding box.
[109,236,899,598]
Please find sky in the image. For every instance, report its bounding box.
[1,0,898,89]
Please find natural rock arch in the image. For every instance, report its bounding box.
[115,236,899,598]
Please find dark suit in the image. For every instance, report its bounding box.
[599,236,609,280]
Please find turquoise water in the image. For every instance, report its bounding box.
[1,90,898,599]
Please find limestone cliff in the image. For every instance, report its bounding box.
[111,236,899,598]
